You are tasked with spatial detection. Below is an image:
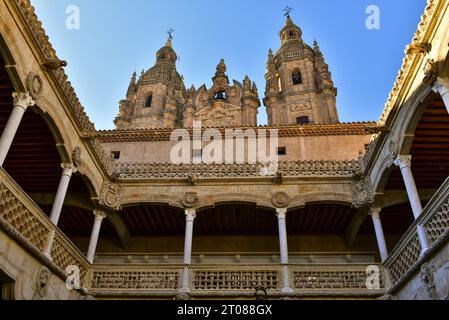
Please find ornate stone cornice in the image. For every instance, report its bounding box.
[113,160,360,180]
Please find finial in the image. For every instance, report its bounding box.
[283,6,293,17]
[216,58,227,76]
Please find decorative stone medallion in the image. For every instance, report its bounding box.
[271,191,290,208]
[26,72,43,99]
[181,192,199,208]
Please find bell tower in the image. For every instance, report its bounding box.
[264,13,339,126]
[114,34,187,129]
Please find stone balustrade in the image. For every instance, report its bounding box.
[0,168,90,287]
[385,177,449,287]
[86,264,385,296]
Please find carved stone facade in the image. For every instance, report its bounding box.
[114,14,340,130]
[114,43,260,129]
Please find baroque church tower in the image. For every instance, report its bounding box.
[115,38,188,129]
[264,14,339,126]
[115,37,260,129]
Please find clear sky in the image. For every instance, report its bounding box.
[32,0,427,130]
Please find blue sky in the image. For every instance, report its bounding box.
[32,0,426,130]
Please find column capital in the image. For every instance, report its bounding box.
[12,92,35,110]
[432,76,449,95]
[185,208,196,222]
[93,209,107,221]
[394,155,412,169]
[370,207,382,218]
[276,208,287,219]
[61,163,77,175]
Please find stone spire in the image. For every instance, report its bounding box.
[126,71,137,100]
[212,58,229,86]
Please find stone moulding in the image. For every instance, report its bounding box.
[112,160,360,180]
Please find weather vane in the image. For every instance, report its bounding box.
[283,6,293,17]
[167,28,175,41]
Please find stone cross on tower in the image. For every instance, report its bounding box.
[283,6,293,17]
[167,28,175,41]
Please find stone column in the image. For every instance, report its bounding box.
[276,208,294,294]
[86,210,107,264]
[394,155,429,254]
[370,208,388,262]
[432,77,449,113]
[180,208,196,293]
[43,163,76,259]
[0,92,35,166]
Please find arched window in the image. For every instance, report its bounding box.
[214,90,226,101]
[292,71,302,85]
[145,95,153,108]
[296,116,309,125]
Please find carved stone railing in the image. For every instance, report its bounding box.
[191,267,281,291]
[0,168,90,286]
[421,177,449,246]
[290,265,385,291]
[86,264,385,297]
[113,160,359,180]
[88,266,182,291]
[51,230,90,286]
[385,177,449,287]
[0,169,52,252]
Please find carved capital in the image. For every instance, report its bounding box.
[185,208,196,222]
[272,192,290,208]
[99,181,122,210]
[433,77,449,96]
[93,209,107,221]
[181,192,199,209]
[394,155,412,169]
[276,208,287,219]
[351,176,375,208]
[12,92,35,110]
[61,163,77,175]
[369,207,382,219]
